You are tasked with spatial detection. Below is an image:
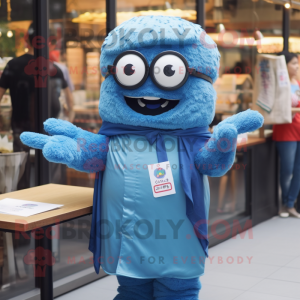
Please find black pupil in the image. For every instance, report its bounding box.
[163,65,175,77]
[124,64,135,76]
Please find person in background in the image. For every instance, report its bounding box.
[0,22,73,189]
[49,50,75,122]
[273,51,300,218]
[50,50,75,92]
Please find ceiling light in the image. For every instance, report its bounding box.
[7,31,13,38]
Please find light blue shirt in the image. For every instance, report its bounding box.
[100,134,210,279]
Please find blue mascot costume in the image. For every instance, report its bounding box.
[21,16,263,299]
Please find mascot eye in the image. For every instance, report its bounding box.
[151,54,187,89]
[115,54,147,87]
[163,65,175,77]
[124,64,135,76]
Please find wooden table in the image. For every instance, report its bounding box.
[237,136,266,149]
[0,184,94,300]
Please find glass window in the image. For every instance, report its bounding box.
[0,6,36,191]
[48,0,106,188]
[0,2,37,299]
[205,0,283,230]
[208,151,249,226]
[290,7,300,81]
[290,7,300,54]
[48,0,106,282]
[206,0,283,115]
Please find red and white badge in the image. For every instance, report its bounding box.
[147,161,176,198]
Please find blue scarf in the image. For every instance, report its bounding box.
[88,121,212,274]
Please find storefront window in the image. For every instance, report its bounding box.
[206,0,284,89]
[290,7,300,55]
[0,6,35,189]
[0,1,106,297]
[290,7,300,80]
[208,151,249,228]
[48,0,106,188]
[205,0,283,229]
[0,1,37,298]
[47,0,106,282]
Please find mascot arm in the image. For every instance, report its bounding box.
[20,118,108,173]
[195,109,264,177]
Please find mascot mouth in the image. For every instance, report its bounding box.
[124,96,179,116]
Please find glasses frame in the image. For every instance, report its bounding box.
[105,50,213,91]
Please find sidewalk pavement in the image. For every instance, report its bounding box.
[56,216,300,300]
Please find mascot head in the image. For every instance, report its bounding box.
[99,16,220,130]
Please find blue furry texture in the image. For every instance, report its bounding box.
[100,16,220,130]
[114,276,201,300]
[196,109,264,177]
[20,119,108,173]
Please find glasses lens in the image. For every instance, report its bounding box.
[151,53,187,89]
[114,53,147,88]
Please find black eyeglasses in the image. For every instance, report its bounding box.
[105,50,213,91]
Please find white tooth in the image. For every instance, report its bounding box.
[161,101,169,108]
[138,99,146,107]
[143,96,160,100]
[125,95,161,100]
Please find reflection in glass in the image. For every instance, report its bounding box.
[49,0,106,187]
[0,3,36,299]
[208,0,284,117]
[48,0,106,286]
[209,152,248,223]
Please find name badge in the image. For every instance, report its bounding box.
[147,161,176,198]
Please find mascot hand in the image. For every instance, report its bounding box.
[20,119,108,173]
[195,109,264,177]
[217,109,264,134]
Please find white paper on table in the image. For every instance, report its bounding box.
[0,198,63,217]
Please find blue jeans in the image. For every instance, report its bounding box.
[114,275,201,300]
[276,141,300,208]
